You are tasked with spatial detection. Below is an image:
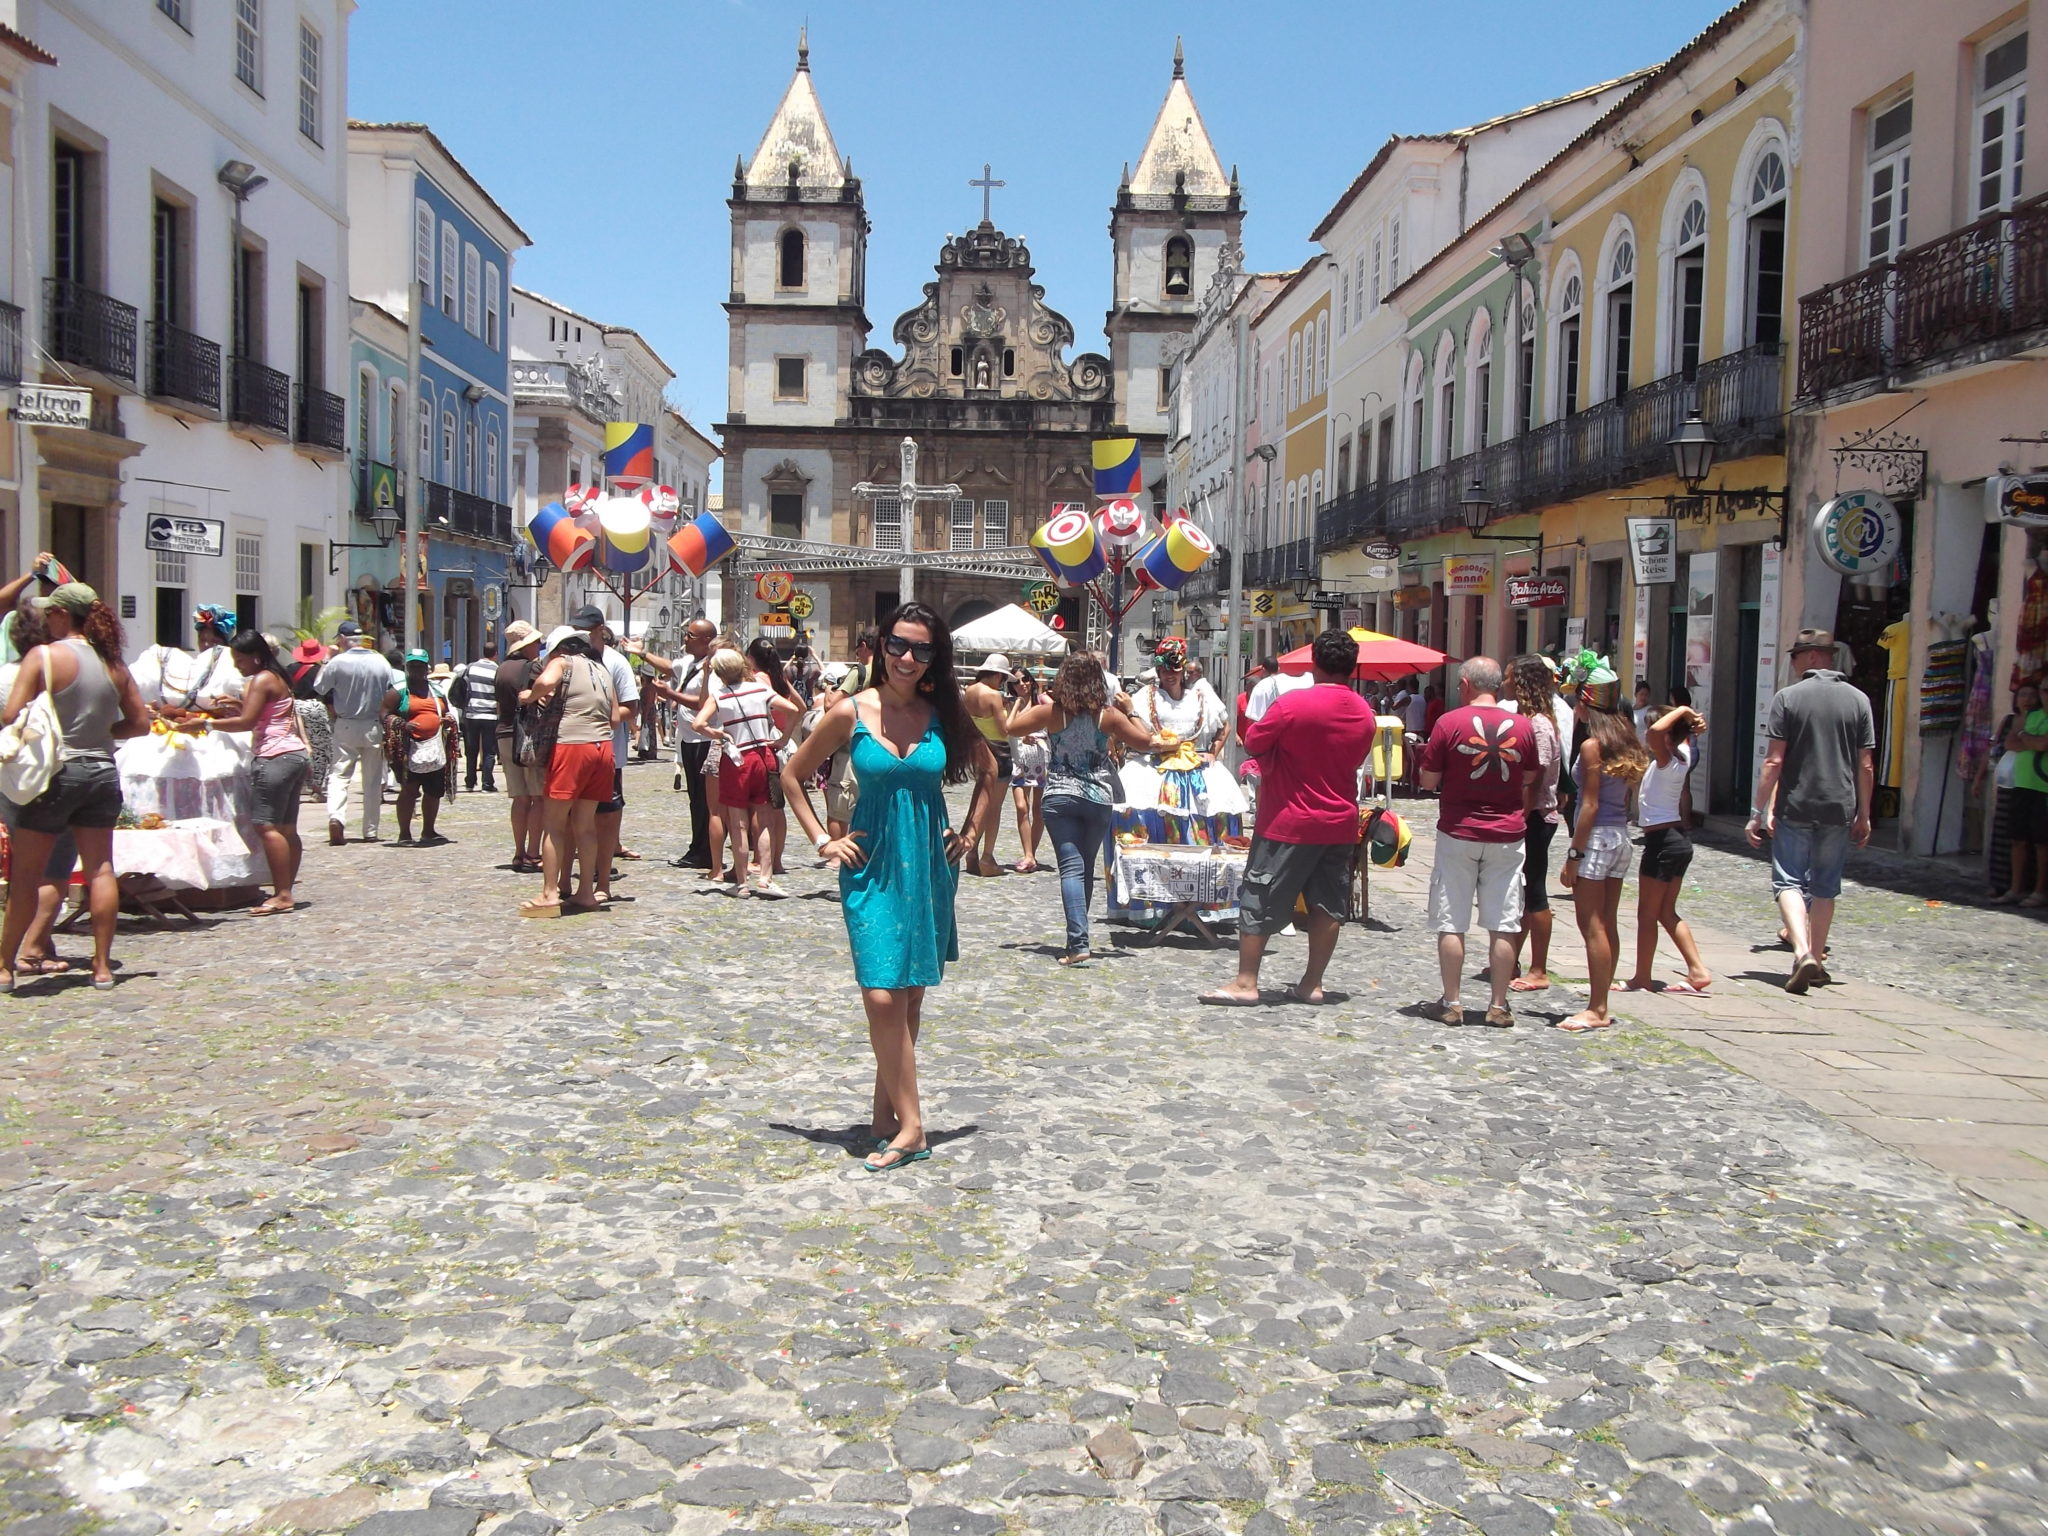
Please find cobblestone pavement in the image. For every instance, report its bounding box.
[2,766,2046,1536]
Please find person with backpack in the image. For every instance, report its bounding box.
[452,642,500,794]
[519,626,624,917]
[381,651,456,846]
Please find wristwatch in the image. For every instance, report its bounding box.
[1566,848,1585,860]
[814,833,832,852]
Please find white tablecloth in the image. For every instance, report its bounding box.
[114,817,262,890]
[1111,845,1248,907]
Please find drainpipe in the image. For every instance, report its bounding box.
[403,278,423,655]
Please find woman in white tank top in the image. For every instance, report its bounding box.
[1622,702,1713,997]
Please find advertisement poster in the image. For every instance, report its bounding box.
[1685,552,1717,734]
[1565,616,1586,654]
[1442,555,1495,596]
[1631,582,1651,682]
[1753,542,1782,792]
[1627,516,1678,585]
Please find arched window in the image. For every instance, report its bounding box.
[1289,333,1302,409]
[1671,194,1709,376]
[1743,151,1788,349]
[355,365,376,462]
[1435,332,1458,467]
[463,416,477,491]
[1467,307,1494,452]
[1164,235,1192,297]
[1285,483,1297,544]
[778,228,805,289]
[1515,280,1538,435]
[1339,271,1351,333]
[1404,349,1427,474]
[441,409,456,480]
[418,398,434,478]
[1316,313,1329,395]
[1604,230,1636,401]
[1555,266,1584,418]
[387,383,405,466]
[485,429,500,501]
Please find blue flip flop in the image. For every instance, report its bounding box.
[863,1144,931,1173]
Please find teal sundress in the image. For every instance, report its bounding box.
[841,715,959,989]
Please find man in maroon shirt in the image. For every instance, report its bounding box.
[1201,630,1375,1006]
[1419,656,1538,1027]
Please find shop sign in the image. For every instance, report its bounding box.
[1442,555,1494,596]
[755,570,795,604]
[1362,538,1401,561]
[1392,586,1432,611]
[1564,616,1586,653]
[144,513,224,558]
[12,384,91,429]
[1249,590,1277,617]
[1505,576,1568,609]
[788,590,816,620]
[1023,581,1061,615]
[1990,474,2048,527]
[1811,489,1902,575]
[1626,516,1678,585]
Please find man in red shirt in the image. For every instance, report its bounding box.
[1201,630,1375,1006]
[1419,656,1538,1027]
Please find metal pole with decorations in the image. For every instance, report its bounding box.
[1028,439,1215,676]
[523,471,739,638]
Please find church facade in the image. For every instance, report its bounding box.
[717,36,1241,658]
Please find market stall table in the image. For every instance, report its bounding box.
[1110,841,1248,946]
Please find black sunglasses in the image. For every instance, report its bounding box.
[883,634,936,664]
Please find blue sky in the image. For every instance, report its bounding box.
[349,0,1731,477]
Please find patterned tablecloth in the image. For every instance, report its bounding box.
[1111,845,1248,908]
[113,818,263,890]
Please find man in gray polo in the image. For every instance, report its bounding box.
[1747,628,1875,993]
[315,620,394,844]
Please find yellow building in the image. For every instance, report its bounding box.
[1244,263,1331,654]
[1317,0,1799,813]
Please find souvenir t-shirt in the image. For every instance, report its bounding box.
[2014,707,2048,794]
[1421,703,1538,843]
[1243,684,1376,842]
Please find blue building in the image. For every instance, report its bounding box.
[346,122,529,660]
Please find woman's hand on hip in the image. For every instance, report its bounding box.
[943,828,970,866]
[822,832,866,869]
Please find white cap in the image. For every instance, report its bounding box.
[543,624,581,654]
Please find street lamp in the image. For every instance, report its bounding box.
[1667,410,1718,492]
[1458,478,1495,532]
[328,503,401,575]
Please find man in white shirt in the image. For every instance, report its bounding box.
[570,605,641,901]
[314,621,394,843]
[658,617,719,867]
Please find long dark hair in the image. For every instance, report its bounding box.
[746,637,798,704]
[1583,705,1649,786]
[1048,650,1110,717]
[231,630,294,694]
[77,601,125,666]
[877,601,976,784]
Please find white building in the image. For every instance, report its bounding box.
[14,0,354,653]
[508,285,719,642]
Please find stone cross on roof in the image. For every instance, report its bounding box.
[852,437,963,602]
[970,163,1005,227]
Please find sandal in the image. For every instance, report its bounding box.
[1507,976,1550,993]
[17,956,72,976]
[1429,998,1464,1025]
[519,898,562,919]
[1557,1012,1613,1033]
[862,1143,931,1173]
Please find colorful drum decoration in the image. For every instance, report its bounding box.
[527,500,597,572]
[1094,497,1150,551]
[1131,516,1216,591]
[1030,504,1106,585]
[667,510,737,577]
[595,496,653,572]
[638,484,682,535]
[1092,437,1144,498]
[602,422,655,488]
[564,482,600,514]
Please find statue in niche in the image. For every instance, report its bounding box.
[973,352,992,390]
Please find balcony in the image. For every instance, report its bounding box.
[229,356,291,437]
[0,302,20,386]
[46,277,137,382]
[295,382,347,453]
[1243,538,1314,592]
[510,358,617,424]
[146,321,221,413]
[423,479,514,544]
[1798,193,2048,399]
[1320,345,1785,552]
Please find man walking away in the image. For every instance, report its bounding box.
[1420,656,1538,1027]
[1747,628,1875,993]
[1200,629,1376,1007]
[494,621,544,871]
[659,618,719,868]
[569,606,641,901]
[457,641,500,793]
[314,620,393,844]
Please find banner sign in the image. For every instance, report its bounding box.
[1505,576,1567,608]
[1627,516,1678,585]
[1250,590,1278,617]
[12,384,91,429]
[145,513,224,558]
[1991,474,2048,527]
[1442,555,1494,596]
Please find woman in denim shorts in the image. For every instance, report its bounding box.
[1558,675,1648,1034]
[0,584,150,991]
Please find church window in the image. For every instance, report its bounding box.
[770,493,803,539]
[775,356,807,401]
[983,498,1010,545]
[870,496,903,551]
[1003,348,1015,377]
[1164,235,1192,297]
[778,228,806,289]
[950,498,976,550]
[949,346,963,377]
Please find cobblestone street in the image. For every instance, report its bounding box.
[2,767,2046,1536]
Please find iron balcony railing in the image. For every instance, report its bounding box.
[1243,538,1314,591]
[0,302,21,386]
[1798,192,2048,398]
[146,320,221,412]
[1180,546,1232,601]
[423,479,514,544]
[295,382,346,452]
[229,356,291,437]
[46,277,137,382]
[355,460,402,522]
[1320,345,1785,552]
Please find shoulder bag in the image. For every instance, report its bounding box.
[0,686,62,805]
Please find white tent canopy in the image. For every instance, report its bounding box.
[951,603,1068,660]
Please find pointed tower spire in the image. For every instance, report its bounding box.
[744,35,845,191]
[1130,49,1227,198]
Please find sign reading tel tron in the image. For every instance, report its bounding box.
[12,384,92,429]
[145,513,225,558]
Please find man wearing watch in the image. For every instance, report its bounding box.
[1746,628,1875,993]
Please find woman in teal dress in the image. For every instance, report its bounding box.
[783,602,998,1172]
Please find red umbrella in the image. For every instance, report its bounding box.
[1276,627,1452,681]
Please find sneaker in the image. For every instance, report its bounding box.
[1431,998,1464,1025]
[327,820,346,847]
[1483,1003,1514,1029]
[752,879,790,900]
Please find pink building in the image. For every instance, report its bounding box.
[1791,0,2047,861]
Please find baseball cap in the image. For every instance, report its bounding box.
[32,582,97,617]
[822,661,851,686]
[404,648,430,666]
[544,624,582,654]
[336,619,364,638]
[569,605,605,630]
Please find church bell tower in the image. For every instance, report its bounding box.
[1106,39,1243,456]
